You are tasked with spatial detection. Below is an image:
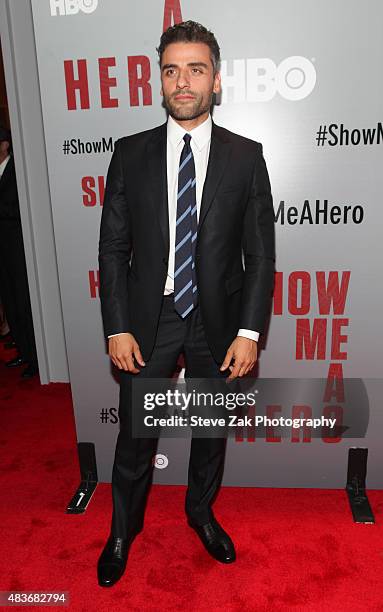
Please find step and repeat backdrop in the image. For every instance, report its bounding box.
[31,0,383,487]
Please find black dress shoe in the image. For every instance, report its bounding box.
[188,516,236,563]
[97,534,135,587]
[5,356,27,367]
[21,364,39,378]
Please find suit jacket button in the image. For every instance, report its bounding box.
[162,257,168,265]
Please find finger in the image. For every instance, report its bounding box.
[225,365,236,384]
[133,345,146,367]
[247,361,256,374]
[237,365,248,378]
[125,354,140,373]
[220,349,234,371]
[228,361,243,380]
[241,359,254,376]
[110,353,123,370]
[117,351,138,372]
[109,344,125,370]
[243,363,252,376]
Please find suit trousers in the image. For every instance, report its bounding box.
[110,293,229,538]
[0,219,38,367]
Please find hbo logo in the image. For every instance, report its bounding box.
[220,56,317,102]
[50,0,98,15]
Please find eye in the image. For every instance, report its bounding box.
[192,68,202,74]
[166,69,176,76]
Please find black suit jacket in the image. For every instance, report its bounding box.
[98,120,275,363]
[0,156,21,221]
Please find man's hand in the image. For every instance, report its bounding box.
[108,332,145,373]
[220,336,257,381]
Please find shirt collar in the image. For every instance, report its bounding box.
[0,154,10,174]
[167,114,212,152]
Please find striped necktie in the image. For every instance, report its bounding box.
[174,133,198,318]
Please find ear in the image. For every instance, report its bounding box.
[213,71,221,95]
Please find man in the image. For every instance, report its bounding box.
[97,21,275,587]
[0,126,38,378]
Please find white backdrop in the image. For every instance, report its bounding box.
[30,0,383,487]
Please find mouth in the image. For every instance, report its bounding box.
[173,94,195,100]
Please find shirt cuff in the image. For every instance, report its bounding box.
[108,333,127,338]
[237,329,260,342]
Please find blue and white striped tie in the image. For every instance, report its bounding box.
[174,133,198,318]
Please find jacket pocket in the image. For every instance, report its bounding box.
[225,271,244,295]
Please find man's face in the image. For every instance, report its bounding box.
[160,42,221,121]
[0,141,9,156]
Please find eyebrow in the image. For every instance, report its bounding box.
[161,62,209,71]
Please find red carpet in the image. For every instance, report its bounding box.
[1,340,383,611]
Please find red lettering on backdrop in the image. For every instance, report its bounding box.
[163,0,183,31]
[273,271,283,315]
[316,271,350,315]
[98,58,118,108]
[323,363,344,403]
[237,271,350,443]
[291,405,312,443]
[99,176,105,205]
[289,271,311,315]
[128,56,152,106]
[89,271,99,298]
[331,318,348,359]
[82,177,97,207]
[296,319,327,359]
[322,406,343,443]
[82,176,105,207]
[274,271,351,317]
[64,59,90,110]
[64,57,153,109]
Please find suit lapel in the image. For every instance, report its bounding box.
[146,122,169,254]
[0,155,13,191]
[198,121,232,231]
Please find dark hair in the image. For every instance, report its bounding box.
[156,20,221,74]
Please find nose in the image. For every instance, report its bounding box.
[176,68,190,90]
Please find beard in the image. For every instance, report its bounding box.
[163,89,213,121]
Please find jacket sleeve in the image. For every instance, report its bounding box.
[98,138,132,338]
[239,143,275,333]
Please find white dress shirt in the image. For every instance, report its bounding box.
[0,154,10,179]
[108,115,259,343]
